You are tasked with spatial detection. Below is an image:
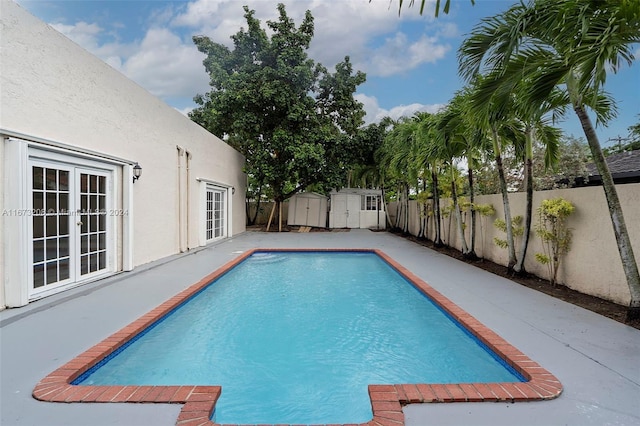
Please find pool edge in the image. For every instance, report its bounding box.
[33,248,563,426]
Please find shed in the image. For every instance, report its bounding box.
[287,192,328,228]
[329,188,386,229]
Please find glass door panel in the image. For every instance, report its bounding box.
[205,187,226,242]
[30,165,72,289]
[214,191,225,238]
[29,162,111,297]
[77,171,108,278]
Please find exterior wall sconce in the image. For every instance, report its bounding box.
[132,162,142,183]
[232,186,236,195]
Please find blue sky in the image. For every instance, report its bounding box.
[18,0,640,147]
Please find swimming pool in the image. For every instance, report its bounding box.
[34,249,563,425]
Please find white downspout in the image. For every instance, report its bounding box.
[176,145,185,252]
[185,150,191,250]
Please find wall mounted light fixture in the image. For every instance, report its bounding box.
[232,186,236,195]
[132,162,142,183]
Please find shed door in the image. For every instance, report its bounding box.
[294,197,309,226]
[332,195,347,228]
[307,197,322,227]
[332,194,360,228]
[346,194,360,228]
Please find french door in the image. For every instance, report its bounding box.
[29,161,111,296]
[205,186,226,242]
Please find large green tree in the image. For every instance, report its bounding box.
[190,4,366,229]
[459,0,640,319]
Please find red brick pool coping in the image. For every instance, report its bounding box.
[33,248,562,426]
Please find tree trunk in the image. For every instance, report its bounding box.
[467,167,478,259]
[417,180,426,239]
[515,131,534,274]
[395,185,403,230]
[451,171,469,255]
[575,104,640,320]
[403,184,409,234]
[492,130,517,271]
[425,202,430,241]
[417,201,424,238]
[432,169,443,247]
[382,185,392,228]
[246,185,263,226]
[266,201,276,232]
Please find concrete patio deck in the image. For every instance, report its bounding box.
[1,230,639,426]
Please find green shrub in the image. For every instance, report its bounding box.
[535,198,575,286]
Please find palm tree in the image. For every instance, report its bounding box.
[437,89,493,258]
[383,0,475,17]
[464,76,525,270]
[379,118,421,233]
[415,113,445,246]
[459,0,640,319]
[433,109,472,255]
[473,75,566,273]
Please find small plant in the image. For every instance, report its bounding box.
[535,197,575,286]
[494,215,523,249]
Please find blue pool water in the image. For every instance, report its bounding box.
[78,251,523,424]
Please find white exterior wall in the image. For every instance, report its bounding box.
[0,1,246,308]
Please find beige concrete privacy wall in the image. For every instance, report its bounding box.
[389,183,640,306]
[247,202,290,225]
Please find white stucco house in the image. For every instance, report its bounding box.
[0,1,246,309]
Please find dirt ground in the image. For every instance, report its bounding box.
[397,232,640,331]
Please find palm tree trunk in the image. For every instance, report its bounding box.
[382,185,392,228]
[418,179,427,238]
[575,104,640,320]
[403,184,410,234]
[451,169,469,254]
[515,131,534,274]
[417,201,423,238]
[395,185,403,230]
[467,166,478,259]
[432,169,443,246]
[426,202,431,241]
[492,129,517,270]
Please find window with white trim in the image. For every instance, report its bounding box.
[362,194,381,211]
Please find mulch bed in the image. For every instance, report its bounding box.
[393,230,640,330]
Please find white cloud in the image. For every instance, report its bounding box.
[46,0,452,109]
[50,20,210,100]
[120,28,209,99]
[175,106,194,116]
[170,0,447,76]
[51,21,102,48]
[355,93,445,124]
[365,32,450,76]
